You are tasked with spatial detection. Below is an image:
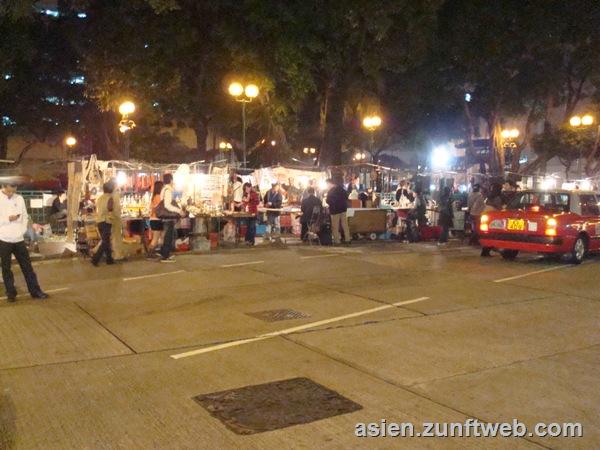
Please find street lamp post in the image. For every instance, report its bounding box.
[569,114,597,178]
[228,82,259,168]
[219,141,233,164]
[362,115,382,157]
[64,135,77,158]
[118,101,136,161]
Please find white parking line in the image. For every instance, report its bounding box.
[493,265,571,283]
[220,261,264,268]
[300,254,337,260]
[170,296,429,359]
[0,287,69,301]
[123,270,185,282]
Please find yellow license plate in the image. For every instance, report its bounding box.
[507,219,525,231]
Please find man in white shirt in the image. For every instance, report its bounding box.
[0,182,48,302]
[159,173,184,263]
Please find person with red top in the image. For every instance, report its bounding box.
[147,181,164,256]
[242,182,260,245]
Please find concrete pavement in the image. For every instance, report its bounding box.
[0,241,598,448]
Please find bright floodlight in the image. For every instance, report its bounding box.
[245,84,259,98]
[509,128,520,139]
[540,177,556,190]
[119,101,135,116]
[570,116,582,127]
[501,129,511,139]
[310,147,316,154]
[228,82,244,97]
[432,145,450,169]
[65,136,77,147]
[116,171,127,186]
[582,115,594,126]
[363,115,382,130]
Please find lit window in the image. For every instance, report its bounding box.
[70,75,85,85]
[45,96,61,105]
[45,9,60,17]
[77,12,87,18]
[2,116,16,126]
[3,73,12,80]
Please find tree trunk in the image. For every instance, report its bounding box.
[0,129,8,160]
[193,118,209,160]
[463,102,477,169]
[321,78,346,166]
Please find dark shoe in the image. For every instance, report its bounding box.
[7,294,16,303]
[106,260,115,265]
[91,260,99,267]
[31,291,49,300]
[480,248,492,257]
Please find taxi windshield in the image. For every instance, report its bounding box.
[507,191,570,213]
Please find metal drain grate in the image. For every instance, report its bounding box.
[194,377,363,434]
[246,308,310,322]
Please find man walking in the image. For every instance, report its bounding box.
[0,182,48,302]
[326,178,351,245]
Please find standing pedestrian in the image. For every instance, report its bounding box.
[326,178,351,245]
[438,186,454,245]
[0,182,49,301]
[147,181,164,256]
[480,183,503,256]
[242,183,260,245]
[110,182,125,261]
[300,187,322,241]
[91,181,116,266]
[159,173,184,263]
[467,183,485,245]
[263,183,283,241]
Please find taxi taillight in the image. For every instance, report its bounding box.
[545,218,558,236]
[480,214,489,232]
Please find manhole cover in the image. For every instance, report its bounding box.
[194,377,362,434]
[246,308,310,322]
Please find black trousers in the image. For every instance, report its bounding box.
[160,219,176,259]
[92,222,113,264]
[0,240,41,296]
[301,222,309,241]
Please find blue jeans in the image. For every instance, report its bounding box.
[265,214,280,238]
[245,217,256,244]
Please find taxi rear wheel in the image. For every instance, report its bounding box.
[501,250,519,260]
[569,236,587,265]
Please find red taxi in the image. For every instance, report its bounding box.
[479,190,600,264]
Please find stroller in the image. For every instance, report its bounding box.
[306,205,331,245]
